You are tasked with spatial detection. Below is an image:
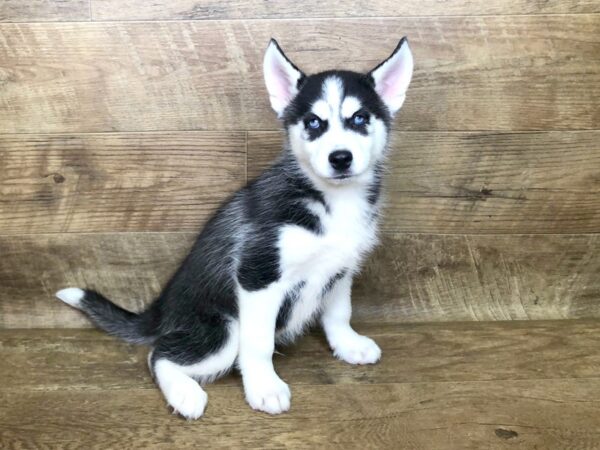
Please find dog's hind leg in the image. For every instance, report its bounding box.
[149,318,239,420]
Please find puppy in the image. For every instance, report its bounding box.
[57,38,414,419]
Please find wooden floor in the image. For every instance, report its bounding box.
[2,320,600,449]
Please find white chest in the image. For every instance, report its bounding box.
[278,193,378,284]
[274,190,378,341]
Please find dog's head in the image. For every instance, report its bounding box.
[263,38,413,186]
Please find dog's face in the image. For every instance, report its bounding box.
[263,39,414,185]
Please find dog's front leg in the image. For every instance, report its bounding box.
[238,284,291,414]
[321,273,382,365]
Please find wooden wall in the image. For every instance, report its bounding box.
[0,1,599,327]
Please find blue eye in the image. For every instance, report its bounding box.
[353,114,366,126]
[308,118,321,129]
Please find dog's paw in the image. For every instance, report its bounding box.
[164,377,208,420]
[331,334,382,365]
[244,372,291,415]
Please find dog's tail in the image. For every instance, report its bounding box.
[56,288,157,345]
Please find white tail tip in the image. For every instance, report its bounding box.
[56,288,85,308]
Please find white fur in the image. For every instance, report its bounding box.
[238,283,291,414]
[341,96,361,118]
[236,185,381,412]
[276,184,379,340]
[323,77,344,112]
[279,187,377,280]
[152,321,239,419]
[180,322,239,383]
[311,99,330,120]
[154,359,208,420]
[55,288,85,308]
[289,75,388,182]
[276,279,325,343]
[321,273,381,364]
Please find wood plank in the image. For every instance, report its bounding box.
[0,0,89,22]
[0,132,245,233]
[358,233,600,322]
[3,130,598,235]
[0,232,195,328]
[248,130,600,234]
[2,321,600,391]
[1,233,599,328]
[1,323,600,449]
[0,321,600,449]
[1,16,598,133]
[91,0,600,21]
[3,380,600,449]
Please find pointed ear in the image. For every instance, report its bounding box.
[263,39,305,117]
[369,37,414,115]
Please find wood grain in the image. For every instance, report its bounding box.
[2,232,599,328]
[90,0,600,21]
[248,130,600,234]
[0,232,195,328]
[358,233,600,322]
[1,322,600,449]
[4,381,599,449]
[3,130,598,235]
[3,321,600,390]
[0,0,89,22]
[0,132,245,233]
[1,16,598,133]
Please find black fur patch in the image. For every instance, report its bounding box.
[321,270,347,298]
[283,70,391,129]
[79,290,155,344]
[303,113,329,141]
[237,227,280,292]
[238,153,326,291]
[149,314,230,367]
[276,281,306,330]
[367,164,383,205]
[344,109,370,136]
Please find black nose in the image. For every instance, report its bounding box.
[328,150,353,171]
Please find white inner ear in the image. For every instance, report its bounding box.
[371,40,414,114]
[263,42,304,117]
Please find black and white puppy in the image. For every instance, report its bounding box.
[56,38,414,419]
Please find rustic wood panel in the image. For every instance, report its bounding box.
[2,233,599,328]
[1,16,598,133]
[248,131,600,234]
[0,0,89,22]
[358,233,600,322]
[2,322,600,449]
[4,380,599,449]
[0,132,245,233]
[91,0,600,21]
[3,321,600,390]
[0,232,195,328]
[3,130,598,235]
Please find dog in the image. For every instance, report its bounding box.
[56,37,414,419]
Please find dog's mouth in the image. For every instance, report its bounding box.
[327,172,355,183]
